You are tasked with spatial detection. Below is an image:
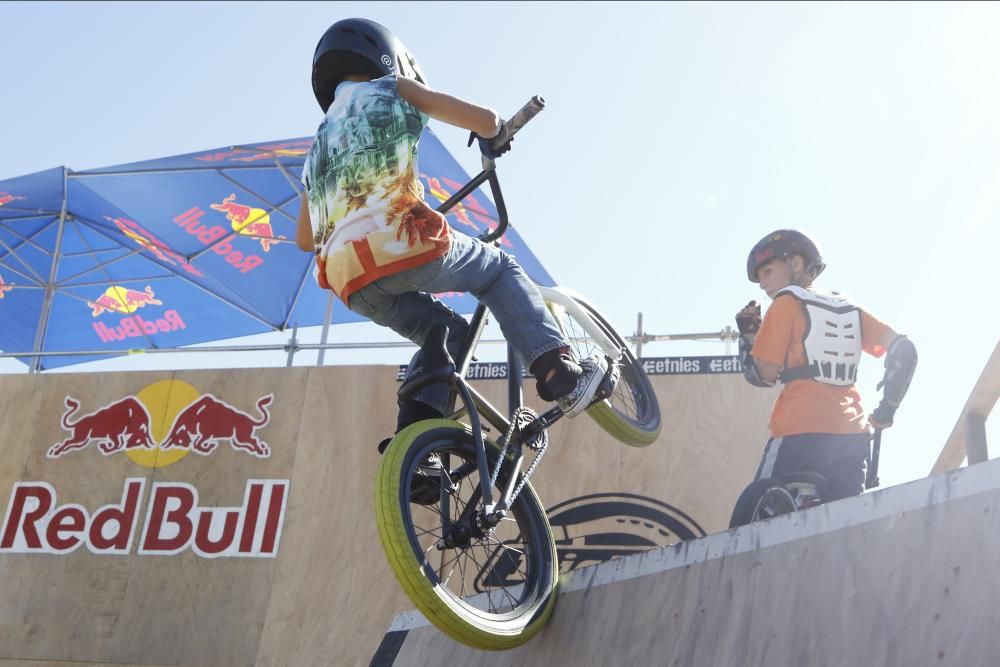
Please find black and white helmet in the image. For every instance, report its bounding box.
[746,229,826,283]
[311,18,426,113]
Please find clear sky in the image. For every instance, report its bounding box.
[1,1,998,487]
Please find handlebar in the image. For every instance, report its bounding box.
[489,95,546,153]
[865,429,883,489]
[433,95,546,245]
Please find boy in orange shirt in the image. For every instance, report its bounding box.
[735,230,917,502]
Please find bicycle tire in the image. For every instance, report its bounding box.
[375,419,559,650]
[545,290,661,446]
[729,477,799,528]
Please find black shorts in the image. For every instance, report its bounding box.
[754,432,871,501]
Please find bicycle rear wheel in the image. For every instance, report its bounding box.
[729,478,798,528]
[375,419,559,650]
[544,288,661,446]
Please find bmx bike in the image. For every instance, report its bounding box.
[374,97,662,650]
[728,429,883,528]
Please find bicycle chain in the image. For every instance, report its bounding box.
[490,406,549,504]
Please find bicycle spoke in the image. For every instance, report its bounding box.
[392,432,555,629]
[482,535,522,612]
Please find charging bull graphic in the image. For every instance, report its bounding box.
[48,397,155,458]
[87,285,162,316]
[0,193,26,207]
[47,393,273,460]
[210,194,285,252]
[160,394,272,458]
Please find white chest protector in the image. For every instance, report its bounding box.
[776,286,862,386]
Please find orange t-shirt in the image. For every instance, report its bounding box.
[751,291,893,437]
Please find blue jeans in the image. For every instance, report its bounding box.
[347,231,567,414]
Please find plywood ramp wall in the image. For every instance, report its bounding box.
[0,362,777,666]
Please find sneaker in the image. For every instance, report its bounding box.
[557,354,609,418]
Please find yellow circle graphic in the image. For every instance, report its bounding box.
[127,379,202,468]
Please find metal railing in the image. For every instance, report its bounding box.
[0,312,740,371]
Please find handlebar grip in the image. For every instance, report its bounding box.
[490,95,545,151]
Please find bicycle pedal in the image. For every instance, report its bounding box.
[595,361,620,400]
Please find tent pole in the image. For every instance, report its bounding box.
[317,291,335,366]
[285,324,299,368]
[29,167,70,374]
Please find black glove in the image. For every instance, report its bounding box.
[870,335,917,429]
[735,300,762,335]
[869,400,896,429]
[468,119,512,160]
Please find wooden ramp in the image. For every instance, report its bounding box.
[376,455,1000,666]
[0,357,777,666]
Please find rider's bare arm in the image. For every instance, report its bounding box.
[397,77,501,138]
[296,192,314,252]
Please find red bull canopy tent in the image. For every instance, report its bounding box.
[0,130,554,371]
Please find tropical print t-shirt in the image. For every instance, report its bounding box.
[301,76,452,302]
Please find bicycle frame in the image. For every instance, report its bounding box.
[400,162,619,526]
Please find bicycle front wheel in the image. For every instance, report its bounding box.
[544,288,661,446]
[375,419,559,650]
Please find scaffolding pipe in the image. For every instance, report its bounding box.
[1,313,740,366]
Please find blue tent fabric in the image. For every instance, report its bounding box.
[0,129,554,370]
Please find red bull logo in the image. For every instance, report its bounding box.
[1,380,288,558]
[192,140,312,163]
[87,285,161,316]
[0,192,26,207]
[421,175,511,248]
[107,216,204,277]
[0,275,12,299]
[210,194,286,252]
[159,394,272,458]
[85,286,187,343]
[48,397,155,458]
[0,478,288,557]
[47,381,272,463]
[173,207,264,272]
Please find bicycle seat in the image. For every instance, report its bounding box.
[398,324,457,401]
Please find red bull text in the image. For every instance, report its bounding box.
[85,285,187,343]
[92,311,186,343]
[0,478,289,558]
[7,384,288,558]
[174,207,264,271]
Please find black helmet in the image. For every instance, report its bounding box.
[746,229,826,282]
[311,18,426,112]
